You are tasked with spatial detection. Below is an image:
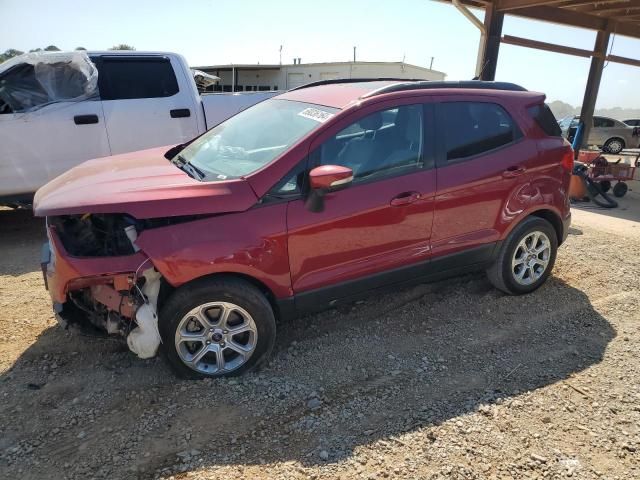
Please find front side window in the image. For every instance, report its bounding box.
[98,57,179,100]
[315,104,424,182]
[179,99,337,181]
[440,102,521,162]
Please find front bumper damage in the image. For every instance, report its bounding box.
[41,226,162,359]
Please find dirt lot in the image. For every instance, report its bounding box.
[1,186,639,480]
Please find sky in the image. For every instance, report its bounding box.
[2,0,640,109]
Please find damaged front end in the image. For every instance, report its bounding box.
[43,213,162,359]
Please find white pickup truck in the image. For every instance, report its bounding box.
[0,50,278,204]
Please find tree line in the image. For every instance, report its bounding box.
[0,44,135,63]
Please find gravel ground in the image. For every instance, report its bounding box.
[0,189,638,480]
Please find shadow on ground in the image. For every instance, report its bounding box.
[0,208,45,276]
[0,264,616,478]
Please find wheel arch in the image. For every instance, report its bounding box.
[501,207,564,247]
[157,271,289,321]
[527,209,564,245]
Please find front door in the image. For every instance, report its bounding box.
[96,55,199,155]
[0,100,109,197]
[286,103,437,307]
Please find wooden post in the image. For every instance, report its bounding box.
[579,29,611,150]
[481,4,504,80]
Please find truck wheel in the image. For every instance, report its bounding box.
[613,182,628,198]
[486,217,558,295]
[603,138,625,154]
[159,277,276,379]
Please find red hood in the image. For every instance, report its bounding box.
[33,146,258,218]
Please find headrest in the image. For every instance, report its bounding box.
[358,112,383,131]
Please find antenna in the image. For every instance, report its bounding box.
[430,56,434,69]
[353,46,356,62]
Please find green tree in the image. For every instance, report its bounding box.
[0,48,24,63]
[44,45,61,51]
[75,47,87,50]
[109,44,135,51]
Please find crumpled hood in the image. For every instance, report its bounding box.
[33,146,258,218]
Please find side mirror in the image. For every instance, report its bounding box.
[306,165,353,213]
[309,165,353,190]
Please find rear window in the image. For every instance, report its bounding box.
[98,56,179,100]
[528,103,562,137]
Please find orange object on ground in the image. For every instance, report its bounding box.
[569,174,587,199]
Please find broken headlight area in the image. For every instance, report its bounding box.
[64,274,141,335]
[48,213,139,257]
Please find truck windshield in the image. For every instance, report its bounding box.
[177,99,338,181]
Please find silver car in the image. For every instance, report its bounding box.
[559,115,639,154]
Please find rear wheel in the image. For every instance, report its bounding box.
[487,217,558,295]
[603,138,625,154]
[159,277,276,379]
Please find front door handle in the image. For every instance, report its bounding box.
[390,191,421,206]
[74,114,99,125]
[502,166,526,178]
[170,108,191,118]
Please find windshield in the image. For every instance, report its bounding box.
[177,99,338,181]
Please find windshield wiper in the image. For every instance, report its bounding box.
[172,155,206,180]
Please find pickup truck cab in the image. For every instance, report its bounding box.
[0,50,277,204]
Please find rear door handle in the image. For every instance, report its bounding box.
[170,108,191,118]
[502,166,526,178]
[390,191,421,206]
[74,114,99,125]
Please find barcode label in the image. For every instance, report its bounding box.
[298,107,334,123]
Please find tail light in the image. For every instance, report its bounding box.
[561,149,574,172]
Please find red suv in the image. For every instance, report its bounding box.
[35,80,573,378]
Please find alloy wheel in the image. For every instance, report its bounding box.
[511,231,551,286]
[175,302,258,375]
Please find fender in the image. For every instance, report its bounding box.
[135,202,293,299]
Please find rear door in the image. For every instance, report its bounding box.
[431,99,538,259]
[96,55,199,155]
[591,116,612,146]
[286,101,437,306]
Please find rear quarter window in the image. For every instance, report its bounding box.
[528,104,562,137]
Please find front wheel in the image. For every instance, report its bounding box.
[487,217,558,295]
[159,277,276,379]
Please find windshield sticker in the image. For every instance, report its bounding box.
[298,107,334,123]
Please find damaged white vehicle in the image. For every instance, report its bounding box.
[0,50,278,205]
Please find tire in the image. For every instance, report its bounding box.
[159,276,276,379]
[486,217,558,295]
[603,138,625,154]
[613,182,628,198]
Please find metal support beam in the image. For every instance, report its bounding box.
[501,34,593,58]
[480,4,504,80]
[452,0,487,77]
[579,29,611,151]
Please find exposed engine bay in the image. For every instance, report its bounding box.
[48,214,138,257]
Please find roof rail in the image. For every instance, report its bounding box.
[361,80,528,98]
[288,77,425,91]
